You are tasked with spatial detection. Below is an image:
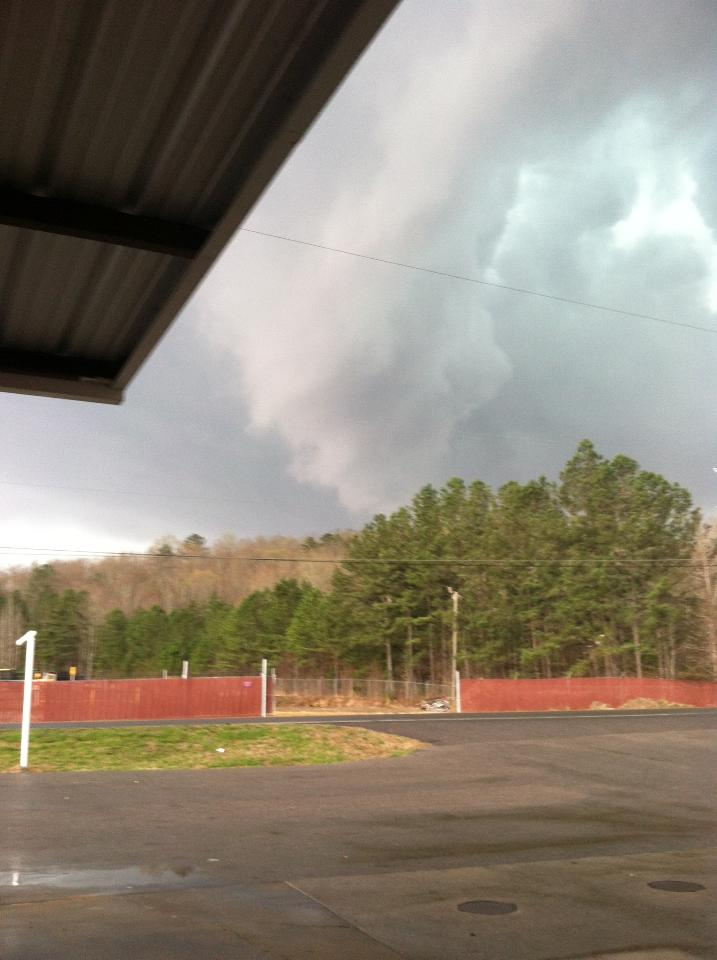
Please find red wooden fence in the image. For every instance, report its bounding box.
[2,676,714,722]
[0,676,267,723]
[459,677,717,713]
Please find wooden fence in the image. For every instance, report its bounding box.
[458,677,717,712]
[0,676,267,723]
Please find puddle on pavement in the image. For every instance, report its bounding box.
[457,899,518,915]
[647,879,706,892]
[0,864,209,893]
[562,952,702,960]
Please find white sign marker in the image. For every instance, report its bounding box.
[16,630,37,770]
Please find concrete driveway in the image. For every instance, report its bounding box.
[2,710,715,959]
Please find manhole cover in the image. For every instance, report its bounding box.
[648,880,705,892]
[458,900,517,915]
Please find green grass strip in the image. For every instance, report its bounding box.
[0,723,424,773]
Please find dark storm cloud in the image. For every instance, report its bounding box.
[199,0,717,512]
[4,0,717,563]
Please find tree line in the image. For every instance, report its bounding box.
[2,441,716,681]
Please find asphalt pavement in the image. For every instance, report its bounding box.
[2,710,716,959]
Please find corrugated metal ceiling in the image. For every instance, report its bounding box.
[0,0,398,402]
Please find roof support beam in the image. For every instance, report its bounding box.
[0,190,210,258]
[0,349,123,404]
[0,348,118,380]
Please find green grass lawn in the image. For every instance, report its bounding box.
[0,723,424,773]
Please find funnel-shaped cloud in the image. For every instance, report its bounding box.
[199,0,717,513]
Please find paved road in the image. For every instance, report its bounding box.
[3,704,715,737]
[2,710,716,959]
[322,707,717,743]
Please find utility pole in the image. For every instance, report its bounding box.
[86,617,96,680]
[384,596,394,695]
[447,587,460,703]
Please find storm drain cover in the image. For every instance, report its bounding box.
[648,880,705,892]
[458,900,517,915]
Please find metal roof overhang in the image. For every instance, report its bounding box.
[0,0,399,403]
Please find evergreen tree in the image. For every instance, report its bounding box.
[4,441,703,681]
[95,609,129,676]
[43,590,90,672]
[287,587,335,673]
[123,606,170,676]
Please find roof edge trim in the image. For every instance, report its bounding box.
[0,371,122,404]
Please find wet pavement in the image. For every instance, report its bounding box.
[2,711,716,959]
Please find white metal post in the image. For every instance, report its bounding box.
[181,660,189,679]
[447,588,460,704]
[455,669,462,714]
[16,630,37,770]
[260,658,268,718]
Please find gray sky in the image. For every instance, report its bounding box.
[3,0,717,567]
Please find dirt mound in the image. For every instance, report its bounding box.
[618,697,693,709]
[590,697,693,710]
[275,695,422,715]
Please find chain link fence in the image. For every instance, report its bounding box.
[274,676,452,707]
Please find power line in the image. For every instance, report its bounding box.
[0,426,587,502]
[0,545,704,566]
[240,227,717,336]
[0,478,266,506]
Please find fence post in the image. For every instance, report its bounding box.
[455,670,462,714]
[16,630,37,770]
[181,660,189,679]
[260,659,268,718]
